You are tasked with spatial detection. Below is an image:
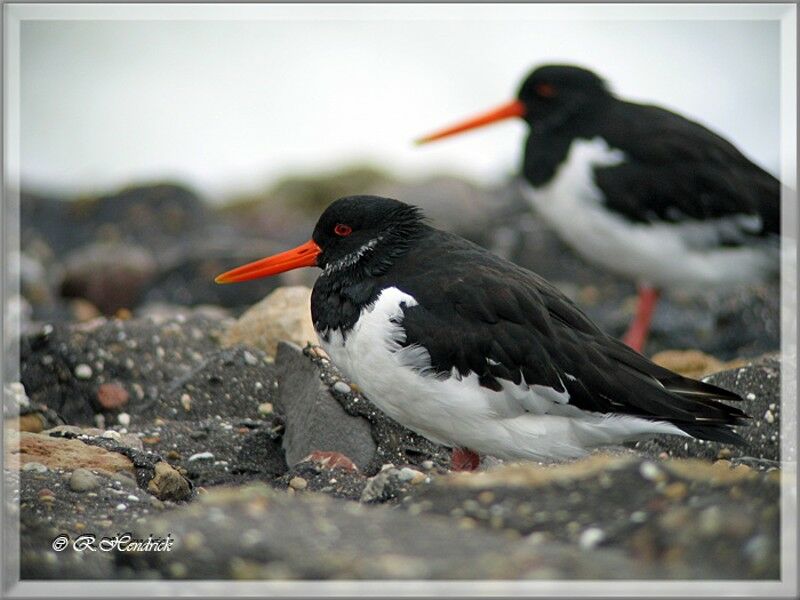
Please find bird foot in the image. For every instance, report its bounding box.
[301,450,359,473]
[451,448,481,471]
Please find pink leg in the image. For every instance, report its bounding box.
[451,448,481,472]
[622,286,661,353]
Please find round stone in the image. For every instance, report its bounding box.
[74,364,93,379]
[69,468,99,492]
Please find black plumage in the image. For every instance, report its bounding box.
[308,197,748,444]
[518,65,779,241]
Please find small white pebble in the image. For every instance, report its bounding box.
[746,393,756,401]
[764,410,775,424]
[630,511,648,523]
[115,503,127,511]
[180,394,192,412]
[254,381,263,391]
[243,351,258,366]
[579,527,605,549]
[332,381,351,395]
[769,403,777,411]
[639,461,662,481]
[102,430,121,441]
[258,402,273,416]
[74,364,93,379]
[127,495,139,502]
[117,413,130,427]
[188,451,215,462]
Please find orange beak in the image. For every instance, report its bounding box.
[215,239,321,284]
[415,99,526,144]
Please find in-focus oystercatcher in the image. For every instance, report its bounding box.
[216,195,748,470]
[417,64,780,351]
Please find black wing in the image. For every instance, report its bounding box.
[595,101,779,239]
[391,233,748,442]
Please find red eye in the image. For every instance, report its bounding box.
[536,83,557,98]
[334,224,352,237]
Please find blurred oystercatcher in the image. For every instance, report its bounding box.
[417,64,780,351]
[216,196,748,470]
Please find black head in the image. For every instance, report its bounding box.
[416,63,613,144]
[312,195,425,278]
[214,195,424,285]
[517,65,611,130]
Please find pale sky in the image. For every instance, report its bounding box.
[19,6,781,202]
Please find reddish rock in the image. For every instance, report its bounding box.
[96,383,129,410]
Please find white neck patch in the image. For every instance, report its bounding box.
[323,236,383,277]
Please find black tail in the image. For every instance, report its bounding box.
[675,422,748,446]
[605,339,750,445]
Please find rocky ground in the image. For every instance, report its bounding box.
[6,176,786,581]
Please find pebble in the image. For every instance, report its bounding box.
[698,506,724,536]
[69,468,99,492]
[180,394,192,412]
[7,382,29,409]
[662,481,688,500]
[74,364,93,379]
[188,451,215,462]
[639,461,663,481]
[764,410,775,424]
[115,503,127,511]
[117,412,131,427]
[332,381,352,395]
[243,351,258,366]
[397,467,426,484]
[21,462,48,473]
[111,473,137,489]
[96,383,129,410]
[289,477,308,490]
[102,430,121,441]
[37,488,56,503]
[257,402,273,416]
[579,527,605,549]
[421,460,435,471]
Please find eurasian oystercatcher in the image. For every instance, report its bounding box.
[216,195,748,470]
[417,64,780,352]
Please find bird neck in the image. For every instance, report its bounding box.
[522,99,613,186]
[311,222,428,338]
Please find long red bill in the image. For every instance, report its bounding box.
[415,99,526,145]
[215,239,321,284]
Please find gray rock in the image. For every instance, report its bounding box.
[68,468,99,492]
[117,483,661,579]
[274,342,376,471]
[59,242,158,315]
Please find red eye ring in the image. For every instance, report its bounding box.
[334,224,352,237]
[536,83,557,98]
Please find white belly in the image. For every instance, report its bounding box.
[522,137,776,289]
[318,286,684,461]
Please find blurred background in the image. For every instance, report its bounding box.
[16,12,782,359]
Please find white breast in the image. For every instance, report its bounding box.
[522,137,777,289]
[319,286,685,461]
